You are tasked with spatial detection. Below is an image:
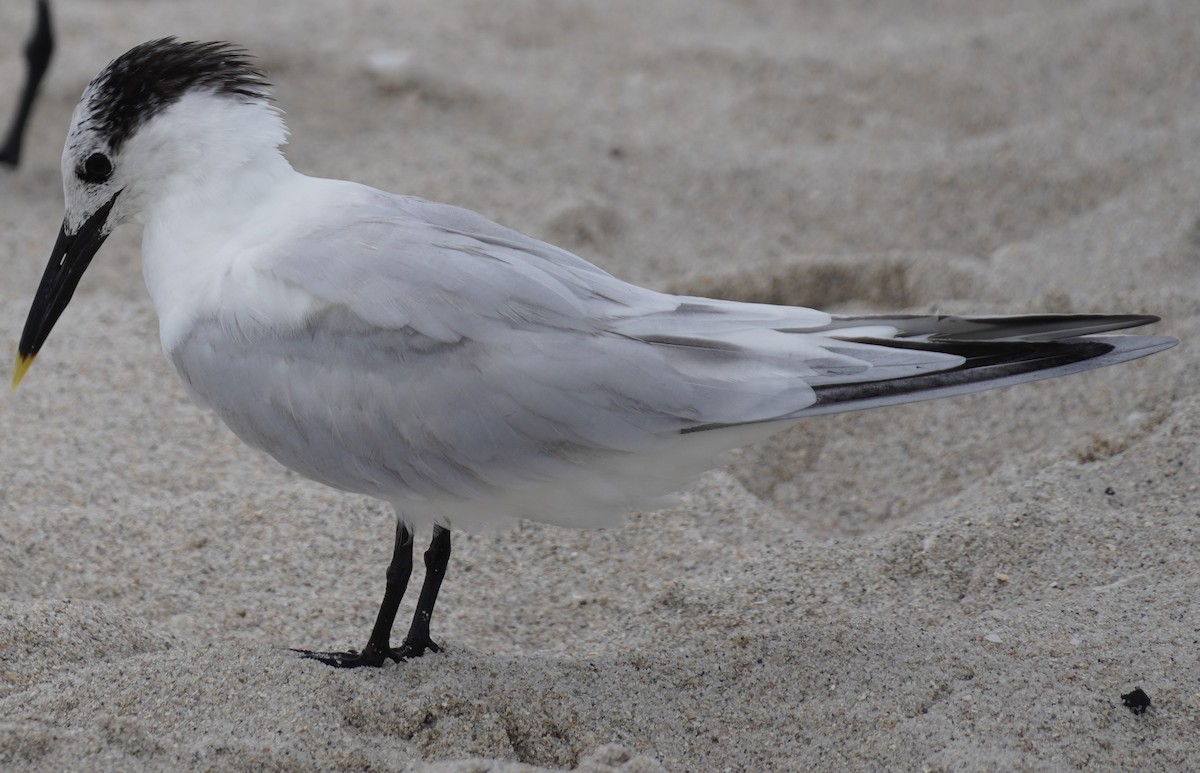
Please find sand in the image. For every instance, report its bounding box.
[1,0,1198,769]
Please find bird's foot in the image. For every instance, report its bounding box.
[291,636,440,668]
[291,646,392,668]
[394,633,441,660]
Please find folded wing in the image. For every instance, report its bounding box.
[173,188,1174,530]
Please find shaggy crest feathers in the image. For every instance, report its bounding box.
[78,38,270,153]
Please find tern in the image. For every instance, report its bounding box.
[14,39,1177,667]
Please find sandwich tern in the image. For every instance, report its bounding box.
[13,39,1177,667]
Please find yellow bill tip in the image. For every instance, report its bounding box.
[11,353,34,390]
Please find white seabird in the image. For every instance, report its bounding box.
[14,39,1176,667]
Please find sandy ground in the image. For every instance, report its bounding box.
[1,0,1199,770]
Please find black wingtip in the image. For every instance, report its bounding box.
[926,313,1163,342]
[801,333,1176,417]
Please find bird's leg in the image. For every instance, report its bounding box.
[0,0,54,168]
[293,521,414,668]
[394,525,451,659]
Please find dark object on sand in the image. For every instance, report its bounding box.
[1121,688,1151,715]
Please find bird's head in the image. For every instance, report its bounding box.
[14,37,278,387]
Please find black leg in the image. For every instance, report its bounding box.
[0,0,54,168]
[294,521,414,668]
[395,525,451,658]
[294,523,452,668]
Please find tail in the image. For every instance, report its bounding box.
[801,313,1175,417]
[683,313,1176,432]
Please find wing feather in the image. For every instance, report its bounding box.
[166,184,1171,531]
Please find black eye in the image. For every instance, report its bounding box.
[79,152,113,183]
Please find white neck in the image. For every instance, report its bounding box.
[130,92,312,352]
[121,91,292,216]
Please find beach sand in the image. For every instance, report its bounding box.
[1,0,1198,769]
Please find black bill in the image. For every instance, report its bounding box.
[14,191,119,383]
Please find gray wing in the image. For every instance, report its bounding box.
[171,187,1172,530]
[169,189,957,529]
